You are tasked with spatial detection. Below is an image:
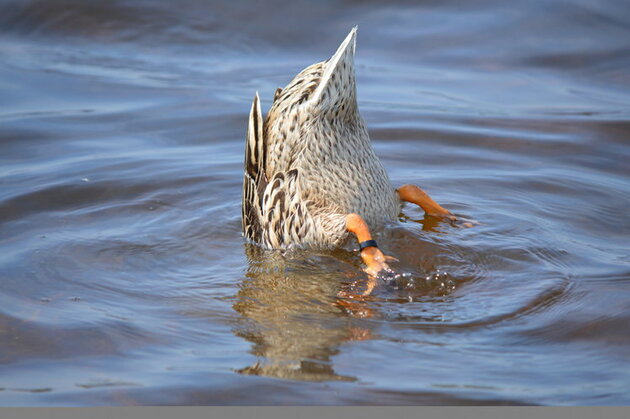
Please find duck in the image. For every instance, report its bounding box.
[242,27,455,287]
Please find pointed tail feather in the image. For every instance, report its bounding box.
[309,26,357,107]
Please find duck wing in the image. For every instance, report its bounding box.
[242,93,267,242]
[243,93,317,248]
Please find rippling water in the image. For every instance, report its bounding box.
[1,0,629,406]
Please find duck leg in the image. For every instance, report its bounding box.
[396,184,456,220]
[346,213,396,295]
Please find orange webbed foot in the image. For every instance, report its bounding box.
[397,184,452,217]
[397,184,478,228]
[360,246,396,278]
[345,213,399,295]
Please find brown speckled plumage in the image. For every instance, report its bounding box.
[242,27,400,249]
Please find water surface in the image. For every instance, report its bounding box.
[1,0,629,405]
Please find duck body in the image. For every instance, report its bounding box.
[242,28,399,249]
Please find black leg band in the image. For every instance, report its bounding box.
[359,239,378,251]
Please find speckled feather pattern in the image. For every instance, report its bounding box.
[242,28,400,249]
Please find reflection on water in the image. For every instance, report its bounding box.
[233,242,452,382]
[233,246,360,382]
[233,226,469,382]
[1,0,630,406]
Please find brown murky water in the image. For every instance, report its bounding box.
[1,0,629,406]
